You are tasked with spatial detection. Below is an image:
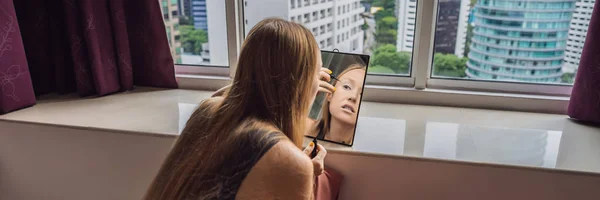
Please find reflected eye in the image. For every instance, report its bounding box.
[343,84,352,90]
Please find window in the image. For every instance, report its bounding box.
[431,0,587,86]
[291,0,295,9]
[243,0,416,77]
[161,0,228,66]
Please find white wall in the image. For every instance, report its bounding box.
[0,121,174,200]
[327,152,600,200]
[2,121,599,200]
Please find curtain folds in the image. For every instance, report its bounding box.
[0,0,177,114]
[568,0,600,125]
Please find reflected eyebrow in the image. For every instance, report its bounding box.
[341,78,358,84]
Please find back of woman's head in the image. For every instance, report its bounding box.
[227,18,320,146]
[144,18,319,200]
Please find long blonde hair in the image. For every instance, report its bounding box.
[144,18,320,200]
[312,64,366,143]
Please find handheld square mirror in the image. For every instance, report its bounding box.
[305,50,370,146]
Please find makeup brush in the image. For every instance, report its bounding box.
[326,70,341,83]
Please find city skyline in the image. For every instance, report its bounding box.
[161,0,594,85]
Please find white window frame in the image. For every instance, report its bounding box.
[175,0,573,114]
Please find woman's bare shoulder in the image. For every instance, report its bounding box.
[237,140,314,199]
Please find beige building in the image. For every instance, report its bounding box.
[160,0,182,63]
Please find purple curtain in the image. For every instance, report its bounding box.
[12,0,177,97]
[568,1,600,124]
[0,0,36,114]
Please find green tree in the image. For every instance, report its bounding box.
[470,0,478,7]
[464,24,473,57]
[432,53,468,78]
[180,25,208,55]
[561,72,575,84]
[372,0,395,10]
[368,65,396,74]
[374,8,395,20]
[370,44,411,74]
[375,16,398,45]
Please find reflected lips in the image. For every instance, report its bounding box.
[341,103,355,113]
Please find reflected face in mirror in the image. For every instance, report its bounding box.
[328,68,365,125]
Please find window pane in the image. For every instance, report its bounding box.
[431,0,594,85]
[160,0,229,67]
[243,0,417,76]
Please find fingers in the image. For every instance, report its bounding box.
[319,71,331,82]
[321,68,333,75]
[312,144,327,176]
[318,87,333,94]
[303,142,315,156]
[319,81,335,94]
[313,144,327,161]
[313,162,324,176]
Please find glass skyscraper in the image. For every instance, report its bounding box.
[192,0,208,30]
[466,0,575,83]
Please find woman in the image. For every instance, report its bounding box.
[308,64,366,145]
[145,18,335,199]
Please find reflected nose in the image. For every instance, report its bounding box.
[348,91,360,102]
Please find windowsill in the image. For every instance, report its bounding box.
[175,74,570,114]
[1,87,599,177]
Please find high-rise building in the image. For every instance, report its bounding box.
[563,0,596,73]
[434,0,469,57]
[192,0,208,30]
[160,0,182,63]
[466,0,574,83]
[178,0,192,17]
[205,0,228,66]
[244,0,365,54]
[396,0,418,52]
[398,0,468,56]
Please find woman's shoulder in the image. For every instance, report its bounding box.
[238,140,313,199]
[263,140,313,176]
